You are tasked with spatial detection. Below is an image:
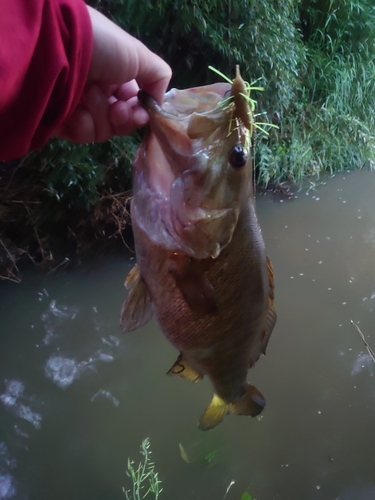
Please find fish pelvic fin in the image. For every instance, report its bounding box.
[198,394,229,431]
[120,265,153,333]
[167,354,203,383]
[198,385,266,431]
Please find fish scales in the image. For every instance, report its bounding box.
[133,205,267,355]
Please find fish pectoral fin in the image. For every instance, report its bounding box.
[198,394,229,431]
[229,384,265,417]
[120,272,153,333]
[167,354,203,383]
[124,264,139,289]
[170,270,218,314]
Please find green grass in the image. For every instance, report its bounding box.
[254,51,375,185]
[123,438,163,500]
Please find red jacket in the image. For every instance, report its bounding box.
[0,0,93,161]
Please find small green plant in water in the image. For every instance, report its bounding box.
[123,438,163,500]
[204,450,218,463]
[241,493,252,500]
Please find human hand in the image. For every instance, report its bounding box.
[54,6,171,143]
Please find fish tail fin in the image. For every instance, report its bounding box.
[229,384,265,417]
[198,385,266,431]
[198,394,229,431]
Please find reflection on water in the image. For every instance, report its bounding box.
[0,380,42,430]
[0,443,17,499]
[0,169,375,499]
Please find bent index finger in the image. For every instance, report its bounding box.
[88,8,171,104]
[132,44,172,105]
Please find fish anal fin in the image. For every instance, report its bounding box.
[167,354,203,383]
[198,394,229,431]
[120,273,153,333]
[229,384,265,417]
[171,270,218,314]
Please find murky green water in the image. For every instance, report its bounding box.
[1,169,375,500]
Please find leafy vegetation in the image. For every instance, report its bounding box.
[204,449,218,463]
[240,493,252,500]
[123,438,163,500]
[2,0,375,276]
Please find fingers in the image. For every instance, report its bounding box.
[55,89,148,143]
[54,104,95,143]
[80,85,114,141]
[54,85,113,143]
[56,7,172,143]
[110,97,149,135]
[114,81,140,102]
[87,6,171,104]
[131,46,172,104]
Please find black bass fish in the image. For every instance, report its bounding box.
[121,67,276,430]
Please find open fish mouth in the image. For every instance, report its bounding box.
[131,72,252,259]
[137,82,231,120]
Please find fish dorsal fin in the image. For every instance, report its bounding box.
[266,255,275,303]
[260,256,277,355]
[167,353,203,382]
[266,255,277,332]
[120,265,153,333]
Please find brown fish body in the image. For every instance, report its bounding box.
[121,68,276,429]
[132,199,269,401]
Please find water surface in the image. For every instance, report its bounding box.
[1,169,375,500]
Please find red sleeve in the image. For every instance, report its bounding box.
[0,0,93,161]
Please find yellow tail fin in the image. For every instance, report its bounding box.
[198,385,265,431]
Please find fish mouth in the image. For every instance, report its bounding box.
[138,66,251,132]
[136,83,233,178]
[133,77,251,259]
[137,83,231,118]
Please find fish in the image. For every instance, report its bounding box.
[120,66,277,430]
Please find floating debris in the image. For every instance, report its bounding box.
[350,320,375,363]
[90,390,119,407]
[178,443,189,464]
[223,480,235,499]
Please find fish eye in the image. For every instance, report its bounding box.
[229,144,248,169]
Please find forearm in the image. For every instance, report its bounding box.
[0,0,93,161]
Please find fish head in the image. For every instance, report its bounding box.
[133,68,253,259]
